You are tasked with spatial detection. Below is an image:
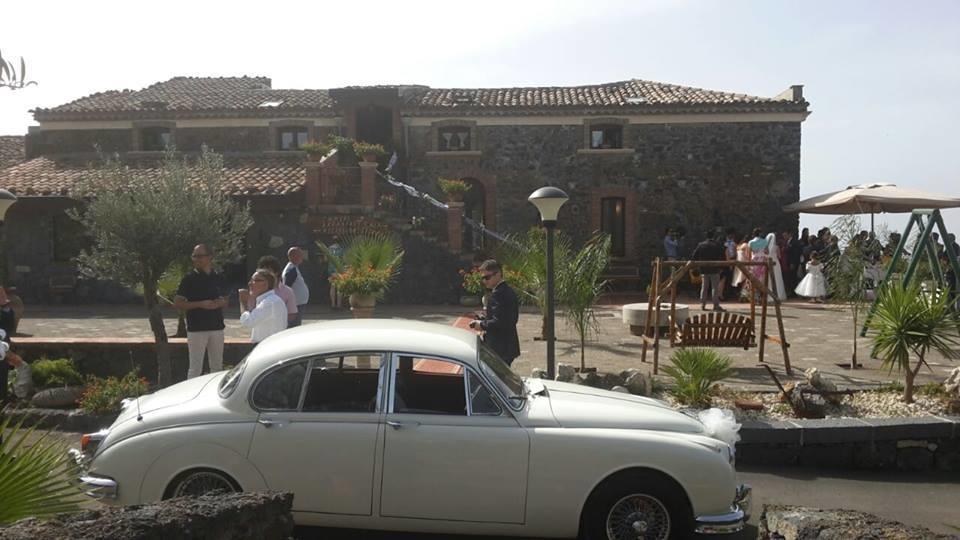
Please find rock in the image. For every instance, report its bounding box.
[30,386,85,408]
[625,372,650,396]
[582,371,602,388]
[556,363,576,382]
[611,386,630,394]
[949,399,960,415]
[788,382,826,418]
[0,491,295,540]
[619,368,641,382]
[805,367,842,405]
[759,504,954,539]
[944,367,960,395]
[530,368,548,379]
[599,372,623,390]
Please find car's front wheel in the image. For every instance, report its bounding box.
[165,468,240,499]
[581,470,693,540]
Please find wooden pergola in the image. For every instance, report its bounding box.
[640,258,792,375]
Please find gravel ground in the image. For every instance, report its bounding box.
[659,388,955,421]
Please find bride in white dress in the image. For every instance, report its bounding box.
[765,232,787,301]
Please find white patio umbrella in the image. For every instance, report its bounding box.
[783,183,960,230]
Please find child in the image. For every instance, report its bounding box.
[795,251,827,303]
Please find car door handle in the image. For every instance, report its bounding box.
[257,419,283,428]
[386,420,420,430]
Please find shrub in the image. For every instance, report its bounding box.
[352,141,386,159]
[78,371,150,414]
[30,358,83,389]
[0,414,85,524]
[437,178,471,198]
[300,140,331,156]
[460,268,485,296]
[661,349,733,407]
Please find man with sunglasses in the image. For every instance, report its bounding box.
[468,260,520,365]
[174,244,229,379]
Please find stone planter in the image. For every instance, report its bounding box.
[350,293,377,318]
[362,153,379,164]
[459,295,481,307]
[622,302,689,336]
[306,151,324,162]
[445,193,464,203]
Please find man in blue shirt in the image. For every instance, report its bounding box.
[663,228,680,260]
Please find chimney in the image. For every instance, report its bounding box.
[775,85,804,101]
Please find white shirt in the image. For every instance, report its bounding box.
[283,262,310,305]
[240,290,287,343]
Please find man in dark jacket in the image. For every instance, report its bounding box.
[469,260,520,365]
[692,230,726,312]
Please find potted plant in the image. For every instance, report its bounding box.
[437,178,471,203]
[300,140,331,161]
[318,233,404,318]
[352,141,387,163]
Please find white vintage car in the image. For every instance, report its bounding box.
[72,319,749,539]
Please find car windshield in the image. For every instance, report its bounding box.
[218,357,247,398]
[477,343,524,401]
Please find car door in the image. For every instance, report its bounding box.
[246,353,386,516]
[379,353,530,524]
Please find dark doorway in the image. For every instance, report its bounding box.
[601,197,626,257]
[356,105,393,146]
[462,178,486,252]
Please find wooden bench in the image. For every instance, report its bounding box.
[675,312,755,350]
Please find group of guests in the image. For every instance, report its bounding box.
[174,243,310,379]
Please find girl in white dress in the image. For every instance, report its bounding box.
[795,252,827,303]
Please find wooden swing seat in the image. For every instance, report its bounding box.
[675,312,755,350]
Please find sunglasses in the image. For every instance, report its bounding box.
[480,273,497,281]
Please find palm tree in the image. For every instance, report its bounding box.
[497,227,572,339]
[558,233,611,370]
[316,233,404,299]
[0,414,85,524]
[868,282,960,403]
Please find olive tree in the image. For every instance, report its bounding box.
[70,148,252,387]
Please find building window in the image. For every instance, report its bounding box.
[141,127,172,151]
[590,125,623,149]
[438,126,471,151]
[601,197,626,257]
[278,127,309,150]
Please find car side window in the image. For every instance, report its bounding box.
[392,355,466,415]
[252,361,307,410]
[467,371,502,416]
[302,354,384,413]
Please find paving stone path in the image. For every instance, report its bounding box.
[15,298,958,391]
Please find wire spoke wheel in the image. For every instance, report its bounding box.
[605,493,671,540]
[171,471,236,498]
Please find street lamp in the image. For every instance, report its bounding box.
[528,186,568,380]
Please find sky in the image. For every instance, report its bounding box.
[1,0,958,237]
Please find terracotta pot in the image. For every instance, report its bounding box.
[362,153,379,163]
[446,192,464,203]
[350,293,377,318]
[307,151,324,162]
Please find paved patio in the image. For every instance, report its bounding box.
[14,297,958,391]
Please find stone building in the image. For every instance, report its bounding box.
[0,76,809,304]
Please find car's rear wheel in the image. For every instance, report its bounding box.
[581,470,693,540]
[165,468,240,499]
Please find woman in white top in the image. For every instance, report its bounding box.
[239,269,288,343]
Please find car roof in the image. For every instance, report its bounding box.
[245,318,480,370]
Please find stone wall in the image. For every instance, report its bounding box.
[26,129,132,157]
[405,121,802,269]
[0,491,294,540]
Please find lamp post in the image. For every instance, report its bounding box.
[528,186,568,380]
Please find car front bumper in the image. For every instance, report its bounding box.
[694,483,751,535]
[68,448,119,501]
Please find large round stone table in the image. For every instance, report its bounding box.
[622,303,689,336]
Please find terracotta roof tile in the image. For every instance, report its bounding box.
[0,154,305,197]
[34,76,806,120]
[0,136,25,170]
[34,76,335,119]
